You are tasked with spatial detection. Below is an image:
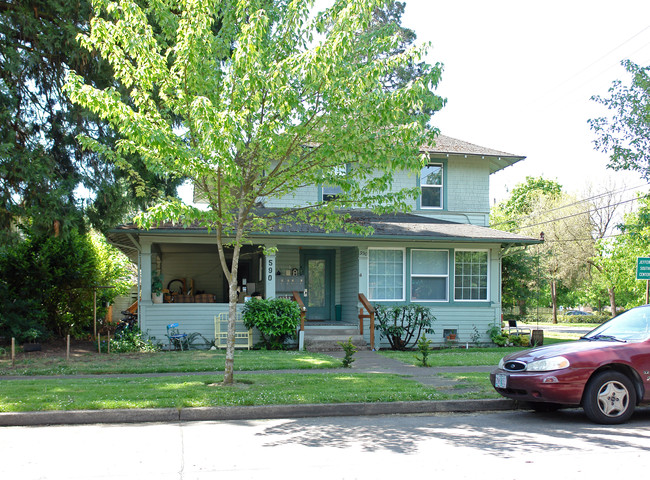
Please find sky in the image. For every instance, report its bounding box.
[399,0,650,205]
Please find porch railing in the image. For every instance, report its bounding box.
[292,291,306,331]
[358,293,375,349]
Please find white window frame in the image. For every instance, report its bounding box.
[322,165,347,202]
[410,249,449,302]
[368,247,406,302]
[420,163,443,210]
[454,249,490,302]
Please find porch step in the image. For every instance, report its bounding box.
[302,325,368,351]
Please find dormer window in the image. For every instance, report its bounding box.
[420,163,443,209]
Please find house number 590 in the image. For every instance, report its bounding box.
[267,259,274,282]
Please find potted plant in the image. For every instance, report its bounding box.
[22,328,42,352]
[152,272,163,303]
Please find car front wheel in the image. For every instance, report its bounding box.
[582,371,636,424]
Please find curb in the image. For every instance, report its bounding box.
[0,399,517,427]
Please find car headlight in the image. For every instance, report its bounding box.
[526,356,570,372]
[498,358,505,369]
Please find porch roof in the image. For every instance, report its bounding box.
[108,210,541,251]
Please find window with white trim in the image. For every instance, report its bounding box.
[368,248,405,301]
[454,250,489,301]
[420,163,443,209]
[410,249,448,301]
[322,165,346,202]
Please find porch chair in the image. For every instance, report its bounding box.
[167,323,188,350]
[507,319,531,336]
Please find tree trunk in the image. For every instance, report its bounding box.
[223,238,242,385]
[608,287,617,318]
[551,279,558,324]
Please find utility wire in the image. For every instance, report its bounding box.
[517,194,649,230]
[491,183,649,228]
[525,26,650,108]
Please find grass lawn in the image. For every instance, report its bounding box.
[0,331,580,413]
[0,373,490,412]
[378,336,574,367]
[0,350,340,376]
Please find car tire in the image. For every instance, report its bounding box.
[582,371,636,424]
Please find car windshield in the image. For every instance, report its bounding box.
[583,307,650,342]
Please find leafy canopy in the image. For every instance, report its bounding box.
[65,0,445,237]
[590,60,650,181]
[65,0,444,382]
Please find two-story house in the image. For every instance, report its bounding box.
[107,134,539,348]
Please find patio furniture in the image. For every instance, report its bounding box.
[507,319,531,336]
[167,323,188,350]
[214,313,253,350]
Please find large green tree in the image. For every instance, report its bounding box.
[590,60,650,180]
[67,0,444,383]
[0,0,180,240]
[588,196,650,312]
[491,177,563,316]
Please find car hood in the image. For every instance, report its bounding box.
[502,340,622,363]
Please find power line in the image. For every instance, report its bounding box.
[525,26,650,109]
[491,182,649,228]
[518,194,649,231]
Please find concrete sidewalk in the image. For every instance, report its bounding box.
[0,350,515,427]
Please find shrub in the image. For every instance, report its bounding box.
[242,298,300,349]
[375,304,434,350]
[0,231,132,341]
[338,337,357,368]
[414,333,432,367]
[108,325,158,353]
[487,325,509,347]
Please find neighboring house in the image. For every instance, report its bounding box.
[107,134,540,348]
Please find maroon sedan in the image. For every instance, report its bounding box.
[490,305,650,424]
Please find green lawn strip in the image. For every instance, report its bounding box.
[0,373,464,412]
[435,372,500,400]
[378,337,572,367]
[379,347,522,367]
[0,350,340,376]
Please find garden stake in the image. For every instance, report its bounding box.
[66,335,70,361]
[11,337,15,367]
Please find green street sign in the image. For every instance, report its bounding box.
[637,257,650,280]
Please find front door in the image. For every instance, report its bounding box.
[301,250,334,321]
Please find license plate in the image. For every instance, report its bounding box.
[495,374,508,389]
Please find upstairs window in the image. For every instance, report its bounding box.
[420,163,443,209]
[322,165,346,202]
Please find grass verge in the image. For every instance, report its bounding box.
[0,350,340,376]
[378,336,572,367]
[0,373,491,412]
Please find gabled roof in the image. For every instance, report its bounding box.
[422,134,525,174]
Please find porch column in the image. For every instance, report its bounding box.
[264,248,276,299]
[141,240,152,304]
[358,248,368,296]
[358,247,376,349]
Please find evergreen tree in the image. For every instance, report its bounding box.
[0,0,180,242]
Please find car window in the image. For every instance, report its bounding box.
[584,307,650,342]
